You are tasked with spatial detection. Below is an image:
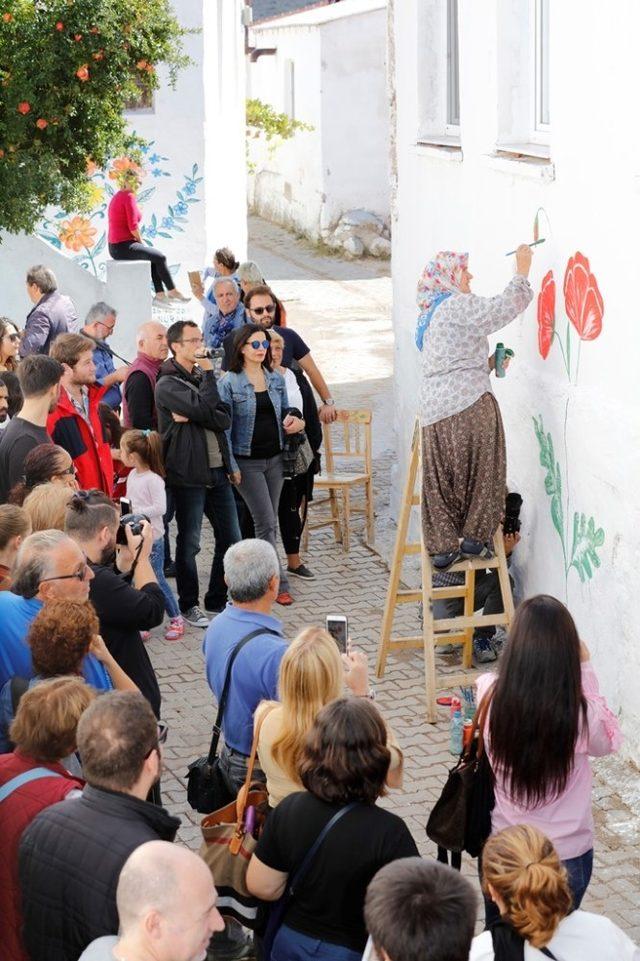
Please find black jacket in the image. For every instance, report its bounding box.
[155,358,232,487]
[19,784,180,961]
[88,563,164,716]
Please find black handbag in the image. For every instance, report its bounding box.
[426,693,495,869]
[186,627,278,814]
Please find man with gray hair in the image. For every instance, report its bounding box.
[203,538,286,793]
[0,530,110,690]
[122,320,169,429]
[22,264,78,357]
[82,302,128,409]
[79,841,225,961]
[198,275,246,350]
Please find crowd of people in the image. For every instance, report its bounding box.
[0,237,635,961]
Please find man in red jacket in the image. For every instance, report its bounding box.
[47,334,114,494]
[0,676,92,961]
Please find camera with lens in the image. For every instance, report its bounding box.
[116,513,150,546]
[503,492,523,536]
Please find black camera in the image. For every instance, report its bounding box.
[116,513,150,546]
[503,492,523,535]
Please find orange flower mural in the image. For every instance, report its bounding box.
[537,269,555,360]
[563,252,604,342]
[108,156,143,181]
[58,216,97,252]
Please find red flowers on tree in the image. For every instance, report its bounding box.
[537,270,555,360]
[36,118,48,129]
[76,64,89,81]
[563,252,604,342]
[17,101,30,114]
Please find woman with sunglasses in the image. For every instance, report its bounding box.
[218,324,305,605]
[7,443,78,506]
[0,318,21,372]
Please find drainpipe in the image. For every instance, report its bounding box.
[243,2,277,61]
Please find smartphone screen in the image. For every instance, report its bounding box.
[326,615,348,654]
[120,497,132,517]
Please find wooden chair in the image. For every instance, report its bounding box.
[304,409,374,554]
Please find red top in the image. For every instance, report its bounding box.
[108,189,142,243]
[0,751,83,961]
[47,384,114,496]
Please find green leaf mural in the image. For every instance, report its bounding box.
[532,414,605,584]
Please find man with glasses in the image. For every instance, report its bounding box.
[155,320,240,627]
[82,302,128,410]
[19,692,180,961]
[0,530,113,691]
[224,285,338,425]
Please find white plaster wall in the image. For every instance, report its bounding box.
[247,25,324,237]
[391,0,640,758]
[247,4,390,239]
[320,9,390,230]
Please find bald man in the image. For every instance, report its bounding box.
[79,841,225,961]
[122,321,169,429]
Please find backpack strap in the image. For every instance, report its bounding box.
[0,767,63,803]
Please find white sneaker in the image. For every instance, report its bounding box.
[183,606,210,628]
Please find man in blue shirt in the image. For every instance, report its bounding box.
[81,302,128,409]
[0,530,110,691]
[203,538,287,793]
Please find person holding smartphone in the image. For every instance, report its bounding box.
[254,626,403,809]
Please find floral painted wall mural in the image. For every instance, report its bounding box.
[533,251,605,586]
[36,140,203,279]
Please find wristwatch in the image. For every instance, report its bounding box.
[322,398,335,407]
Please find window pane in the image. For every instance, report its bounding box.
[537,0,550,126]
[447,0,460,126]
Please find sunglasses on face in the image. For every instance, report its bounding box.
[247,340,270,350]
[250,305,276,316]
[40,560,91,584]
[145,720,169,758]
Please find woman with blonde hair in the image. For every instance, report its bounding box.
[22,482,75,532]
[472,824,639,960]
[255,627,403,807]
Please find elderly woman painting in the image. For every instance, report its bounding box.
[417,245,533,569]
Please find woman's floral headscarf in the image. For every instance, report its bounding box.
[415,250,469,350]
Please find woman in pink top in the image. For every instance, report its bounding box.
[477,594,621,921]
[107,167,189,306]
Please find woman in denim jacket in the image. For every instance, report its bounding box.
[218,324,305,605]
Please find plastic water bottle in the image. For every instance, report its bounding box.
[494,343,507,378]
[449,705,463,756]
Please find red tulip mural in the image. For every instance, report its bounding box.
[537,251,603,382]
[533,250,605,588]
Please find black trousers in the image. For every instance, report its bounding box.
[109,240,174,293]
[278,467,314,556]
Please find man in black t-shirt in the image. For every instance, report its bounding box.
[0,355,63,502]
[223,285,339,425]
[64,490,164,717]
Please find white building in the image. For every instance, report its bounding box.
[390,0,640,758]
[247,0,391,248]
[0,0,248,358]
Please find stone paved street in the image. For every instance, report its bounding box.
[151,216,640,937]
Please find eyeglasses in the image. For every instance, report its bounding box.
[145,720,169,758]
[40,560,92,584]
[181,337,204,345]
[250,305,276,316]
[248,340,270,350]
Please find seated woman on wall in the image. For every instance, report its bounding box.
[417,244,533,569]
[107,166,190,307]
[472,824,640,961]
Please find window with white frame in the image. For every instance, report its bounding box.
[284,59,295,120]
[496,0,551,159]
[417,0,461,146]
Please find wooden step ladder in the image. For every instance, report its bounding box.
[376,420,515,722]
